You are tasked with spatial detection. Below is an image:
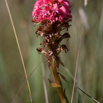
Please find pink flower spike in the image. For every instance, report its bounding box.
[32,0,72,23]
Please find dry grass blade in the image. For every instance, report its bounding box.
[79,8,89,30]
[70,28,83,103]
[84,0,89,6]
[12,61,42,103]
[4,0,32,102]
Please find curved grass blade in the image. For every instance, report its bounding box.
[77,87,100,103]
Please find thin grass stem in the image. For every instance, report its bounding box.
[38,37,49,103]
[77,87,100,103]
[4,0,32,102]
[41,56,49,103]
[70,28,83,103]
[12,61,42,103]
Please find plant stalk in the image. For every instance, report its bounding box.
[51,58,64,103]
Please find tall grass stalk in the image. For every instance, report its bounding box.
[4,0,32,102]
[41,41,49,103]
[41,59,49,103]
[71,28,83,103]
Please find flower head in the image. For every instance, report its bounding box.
[32,1,72,102]
[32,0,72,23]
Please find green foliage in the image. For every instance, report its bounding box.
[63,89,69,103]
[78,92,82,103]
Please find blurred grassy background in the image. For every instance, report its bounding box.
[0,0,103,103]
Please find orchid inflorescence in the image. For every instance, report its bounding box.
[32,0,72,102]
[32,0,72,68]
